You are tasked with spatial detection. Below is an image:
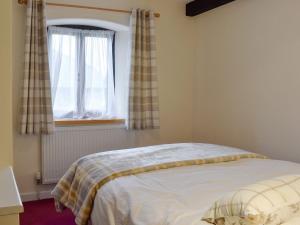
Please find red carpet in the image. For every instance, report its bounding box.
[20,199,76,225]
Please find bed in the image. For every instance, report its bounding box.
[52,143,300,225]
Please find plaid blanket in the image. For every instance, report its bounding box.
[51,143,266,225]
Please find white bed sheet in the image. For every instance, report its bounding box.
[91,158,300,225]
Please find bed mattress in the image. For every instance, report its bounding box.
[91,158,300,225]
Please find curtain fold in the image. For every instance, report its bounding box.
[128,9,160,130]
[20,0,54,135]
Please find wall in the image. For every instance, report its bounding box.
[13,0,196,197]
[194,0,300,162]
[0,0,13,169]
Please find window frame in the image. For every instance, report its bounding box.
[48,25,121,125]
[55,25,116,83]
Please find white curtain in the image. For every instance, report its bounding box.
[48,26,115,119]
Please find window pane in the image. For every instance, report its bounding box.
[84,36,109,115]
[49,34,78,119]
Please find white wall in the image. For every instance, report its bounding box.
[194,0,300,162]
[13,0,196,196]
[0,0,13,169]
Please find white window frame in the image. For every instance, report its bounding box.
[48,26,116,120]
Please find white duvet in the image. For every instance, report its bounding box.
[91,158,300,225]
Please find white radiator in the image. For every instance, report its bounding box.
[41,125,137,184]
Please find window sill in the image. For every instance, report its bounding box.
[55,119,125,126]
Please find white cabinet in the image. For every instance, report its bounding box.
[0,167,23,225]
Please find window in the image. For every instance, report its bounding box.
[48,26,116,120]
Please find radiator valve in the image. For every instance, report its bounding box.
[35,171,41,185]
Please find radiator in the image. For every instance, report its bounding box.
[41,125,137,184]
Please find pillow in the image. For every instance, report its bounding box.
[202,175,300,225]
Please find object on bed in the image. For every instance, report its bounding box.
[52,143,266,225]
[202,175,300,225]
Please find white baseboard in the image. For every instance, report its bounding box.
[21,190,53,202]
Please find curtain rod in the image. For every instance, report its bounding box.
[18,0,160,18]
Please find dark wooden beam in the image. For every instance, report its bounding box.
[186,0,236,17]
